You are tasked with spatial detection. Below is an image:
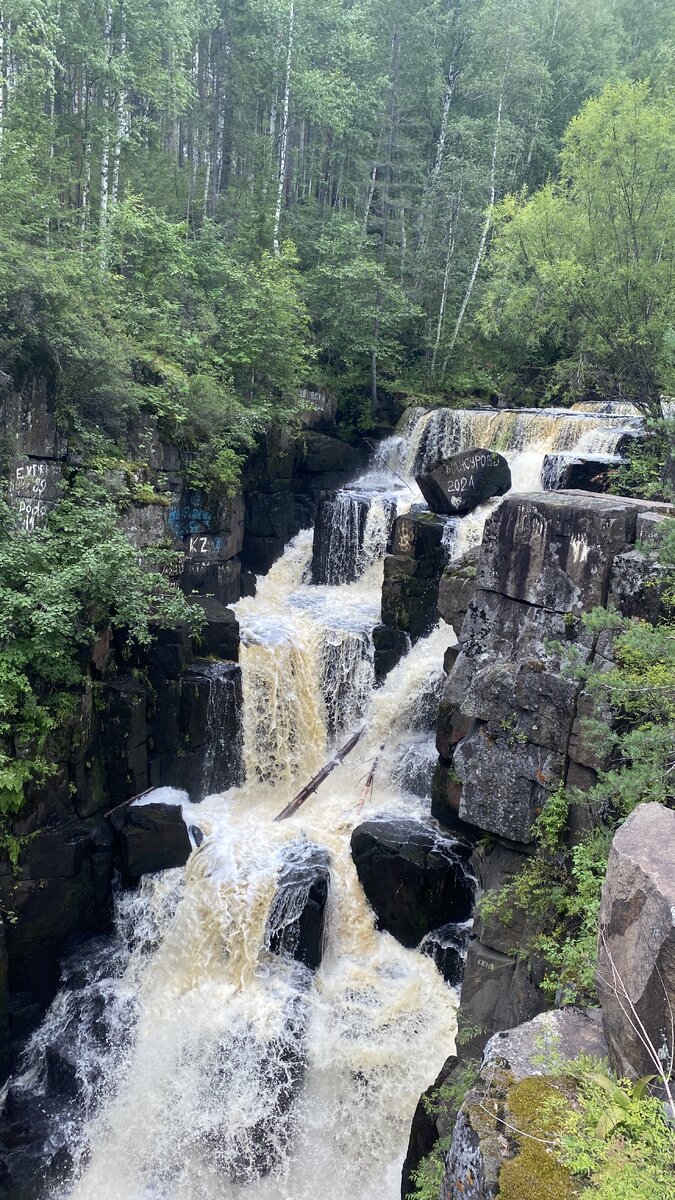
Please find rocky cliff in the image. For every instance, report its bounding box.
[401,487,674,1198]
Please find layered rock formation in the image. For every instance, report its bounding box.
[403,488,674,1196]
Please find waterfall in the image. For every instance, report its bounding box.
[5,400,644,1200]
[201,662,243,799]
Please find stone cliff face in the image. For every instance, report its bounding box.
[0,378,364,1068]
[402,488,673,1197]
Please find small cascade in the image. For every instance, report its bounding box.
[311,491,369,585]
[320,627,374,739]
[399,404,643,478]
[201,662,244,798]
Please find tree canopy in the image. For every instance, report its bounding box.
[480,81,675,415]
[0,0,672,429]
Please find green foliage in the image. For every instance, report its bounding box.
[610,420,674,501]
[0,485,198,821]
[558,1072,675,1200]
[480,82,675,413]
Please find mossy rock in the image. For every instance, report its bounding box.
[498,1076,578,1200]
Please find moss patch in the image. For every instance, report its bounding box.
[498,1076,578,1200]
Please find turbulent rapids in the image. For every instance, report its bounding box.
[5,403,642,1200]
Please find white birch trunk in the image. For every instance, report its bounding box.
[362,153,378,238]
[0,12,5,167]
[111,8,127,208]
[99,5,113,266]
[445,35,512,360]
[273,0,294,256]
[431,185,462,378]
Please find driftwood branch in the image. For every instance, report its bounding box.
[105,786,154,820]
[274,726,366,821]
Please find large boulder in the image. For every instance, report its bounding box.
[110,800,192,883]
[542,451,621,493]
[416,448,511,516]
[597,802,675,1079]
[266,843,330,971]
[350,817,474,948]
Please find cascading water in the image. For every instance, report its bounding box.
[6,401,644,1200]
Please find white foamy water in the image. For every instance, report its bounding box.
[6,401,644,1200]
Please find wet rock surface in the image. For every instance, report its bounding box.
[110,801,192,883]
[266,843,331,971]
[416,448,511,516]
[380,512,446,646]
[437,546,480,636]
[350,817,474,948]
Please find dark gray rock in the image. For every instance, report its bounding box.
[454,724,564,845]
[181,554,242,605]
[0,924,10,1083]
[458,940,548,1046]
[298,387,338,429]
[381,513,446,642]
[542,452,621,493]
[438,547,480,636]
[9,456,64,532]
[266,843,330,970]
[472,843,540,957]
[350,817,474,948]
[483,1007,608,1078]
[477,492,637,612]
[296,431,366,476]
[416,449,511,516]
[189,597,240,661]
[420,921,471,987]
[110,801,192,882]
[0,378,67,460]
[609,548,672,624]
[372,623,409,682]
[597,802,675,1079]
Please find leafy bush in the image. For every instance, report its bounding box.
[0,483,199,822]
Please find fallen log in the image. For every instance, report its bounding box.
[274,725,366,821]
[105,786,155,820]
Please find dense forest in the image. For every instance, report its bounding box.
[0,0,673,463]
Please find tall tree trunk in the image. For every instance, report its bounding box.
[80,77,91,248]
[0,10,5,168]
[370,30,399,411]
[445,21,513,361]
[111,5,127,209]
[99,5,113,266]
[273,0,294,255]
[431,186,461,378]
